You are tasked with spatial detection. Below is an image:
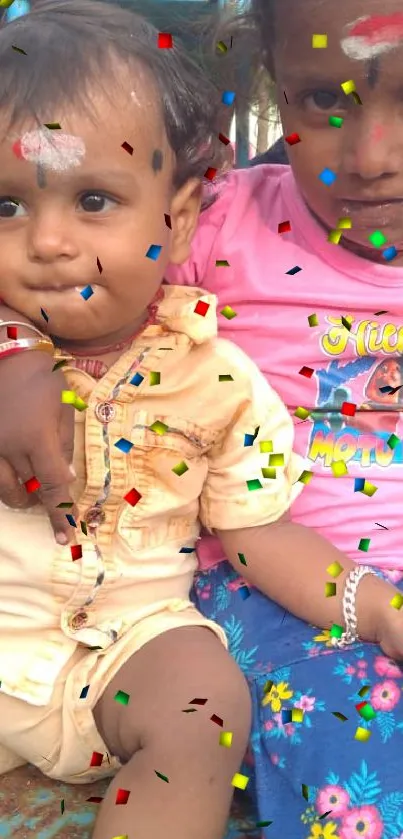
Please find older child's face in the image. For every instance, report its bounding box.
[273,0,403,264]
[0,70,201,346]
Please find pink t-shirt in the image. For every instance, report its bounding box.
[166,165,403,572]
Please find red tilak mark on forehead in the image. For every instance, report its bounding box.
[12,139,23,159]
[350,13,403,42]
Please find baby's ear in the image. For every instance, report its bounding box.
[168,179,202,265]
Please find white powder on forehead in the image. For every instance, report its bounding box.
[17,127,86,171]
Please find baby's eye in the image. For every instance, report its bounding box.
[0,197,25,218]
[79,192,117,213]
[303,90,345,111]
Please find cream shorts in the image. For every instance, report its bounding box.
[0,602,226,784]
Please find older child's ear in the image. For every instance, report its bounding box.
[168,179,202,265]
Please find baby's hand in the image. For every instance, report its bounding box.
[376,595,403,662]
[0,349,76,544]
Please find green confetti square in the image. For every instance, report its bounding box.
[149,371,161,386]
[330,623,343,638]
[220,306,237,320]
[358,538,371,552]
[238,553,247,566]
[155,770,169,783]
[308,314,318,327]
[329,115,344,127]
[358,703,376,721]
[172,461,189,476]
[247,479,263,491]
[387,433,400,450]
[114,690,130,706]
[368,230,387,248]
[150,421,169,435]
[218,374,234,381]
[216,260,230,267]
[73,396,88,412]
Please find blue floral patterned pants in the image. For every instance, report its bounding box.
[191,562,403,839]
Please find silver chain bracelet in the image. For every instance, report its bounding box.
[331,565,377,648]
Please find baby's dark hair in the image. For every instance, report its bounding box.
[0,0,231,190]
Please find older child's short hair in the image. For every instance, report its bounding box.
[0,0,230,189]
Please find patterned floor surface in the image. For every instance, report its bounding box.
[0,765,260,839]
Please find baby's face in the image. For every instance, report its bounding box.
[272,0,403,264]
[0,70,201,346]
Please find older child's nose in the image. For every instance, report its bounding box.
[342,117,402,181]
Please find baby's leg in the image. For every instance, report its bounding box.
[92,626,251,839]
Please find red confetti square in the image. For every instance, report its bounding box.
[86,796,104,803]
[285,132,301,146]
[194,300,210,317]
[96,257,103,274]
[124,487,142,507]
[121,141,133,155]
[355,701,366,712]
[299,366,314,379]
[24,476,41,493]
[158,33,173,48]
[116,788,131,805]
[90,751,103,767]
[71,544,83,561]
[164,213,172,229]
[7,325,17,339]
[278,220,291,234]
[341,401,356,417]
[218,133,230,145]
[210,713,223,726]
[204,167,217,181]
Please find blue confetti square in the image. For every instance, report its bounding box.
[66,514,77,528]
[222,91,236,106]
[179,546,196,554]
[130,372,144,387]
[319,168,337,186]
[115,438,134,454]
[354,478,365,492]
[383,245,397,262]
[281,709,292,724]
[80,684,90,699]
[239,586,251,600]
[80,285,94,300]
[146,244,162,261]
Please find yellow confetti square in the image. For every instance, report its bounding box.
[355,726,371,742]
[231,772,249,790]
[331,460,348,477]
[308,313,319,327]
[298,470,313,484]
[362,480,378,497]
[328,230,342,245]
[259,440,273,453]
[61,390,76,404]
[390,593,403,610]
[337,217,352,229]
[295,407,311,420]
[149,371,161,386]
[327,561,344,578]
[219,731,233,748]
[325,582,337,597]
[291,708,304,723]
[312,33,328,48]
[269,453,285,467]
[262,467,276,479]
[341,79,356,95]
[150,421,169,435]
[73,396,88,412]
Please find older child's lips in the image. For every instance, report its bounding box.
[340,199,403,226]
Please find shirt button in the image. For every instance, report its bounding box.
[84,506,106,528]
[69,610,88,630]
[95,401,116,423]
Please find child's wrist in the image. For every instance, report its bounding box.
[355,573,397,643]
[0,305,39,342]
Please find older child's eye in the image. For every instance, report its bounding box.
[303,90,344,111]
[79,192,117,213]
[0,197,25,218]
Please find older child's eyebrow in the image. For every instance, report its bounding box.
[282,73,343,88]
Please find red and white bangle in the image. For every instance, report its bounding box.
[0,336,55,361]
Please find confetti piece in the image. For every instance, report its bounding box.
[285,133,301,145]
[155,770,169,783]
[222,91,236,106]
[337,217,352,229]
[281,710,292,724]
[24,476,41,493]
[40,307,49,322]
[218,374,234,381]
[210,714,223,727]
[44,123,61,130]
[52,359,68,372]
[298,470,314,484]
[61,799,65,815]
[278,220,291,234]
[71,544,82,561]
[261,467,276,479]
[204,167,217,181]
[383,245,397,262]
[269,453,284,467]
[387,433,400,450]
[158,32,173,48]
[329,115,344,127]
[111,836,128,839]
[61,390,75,404]
[247,479,263,491]
[294,407,311,420]
[358,537,371,552]
[231,773,249,791]
[216,259,230,267]
[362,481,378,497]
[73,396,88,412]
[179,546,195,553]
[80,285,93,301]
[328,230,342,245]
[358,685,371,698]
[319,811,333,820]
[114,690,130,706]
[172,461,189,476]
[7,325,17,339]
[218,132,230,145]
[299,366,314,378]
[80,521,88,536]
[239,585,251,600]
[80,684,90,699]
[189,697,208,706]
[332,711,348,721]
[263,680,274,696]
[308,313,319,327]
[341,79,356,95]
[325,582,337,597]
[146,244,162,261]
[238,553,247,566]
[256,822,273,829]
[194,300,210,317]
[121,141,133,155]
[115,788,130,805]
[164,213,172,229]
[291,708,304,723]
[312,33,328,48]
[356,702,376,721]
[150,420,169,436]
[0,0,18,7]
[390,593,403,610]
[96,257,102,274]
[115,438,134,454]
[351,92,362,105]
[11,44,27,54]
[90,751,103,767]
[354,478,365,493]
[327,561,343,578]
[375,523,388,530]
[87,796,104,803]
[331,460,348,477]
[219,731,233,747]
[355,727,371,742]
[341,401,356,417]
[369,230,387,248]
[259,440,273,453]
[220,305,237,320]
[182,708,197,713]
[302,784,309,801]
[56,502,74,509]
[130,372,144,387]
[319,168,337,186]
[66,514,76,527]
[124,487,142,507]
[330,623,343,639]
[286,265,302,276]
